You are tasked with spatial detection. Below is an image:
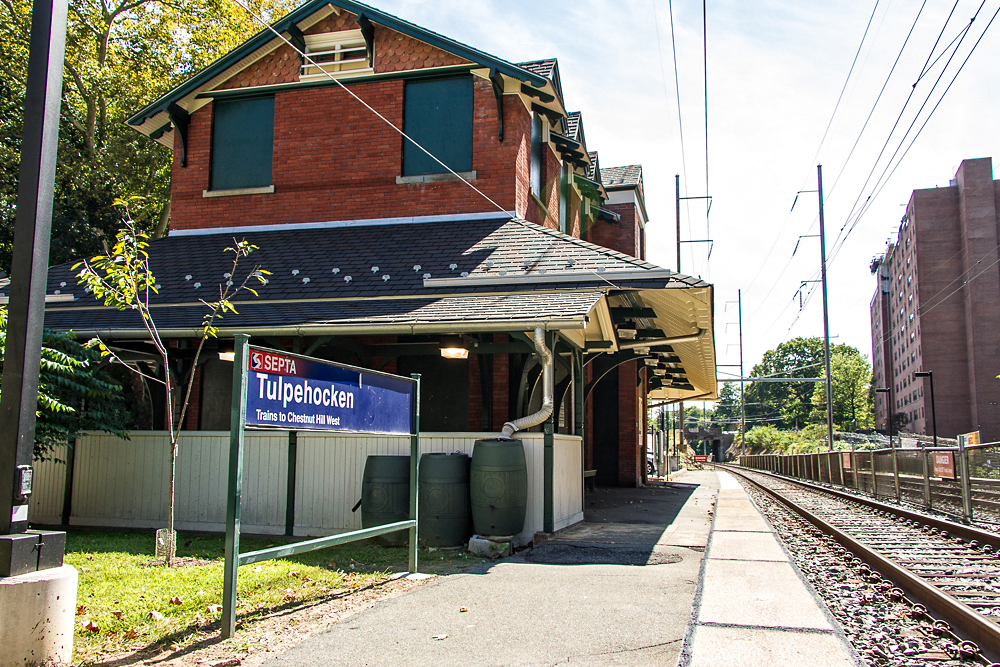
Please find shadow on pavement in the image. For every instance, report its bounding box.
[522,481,703,567]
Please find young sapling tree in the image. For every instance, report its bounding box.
[75,205,269,564]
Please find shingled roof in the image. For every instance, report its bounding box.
[30,216,704,335]
[516,58,563,102]
[600,165,642,189]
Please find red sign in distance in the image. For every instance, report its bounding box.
[933,452,956,479]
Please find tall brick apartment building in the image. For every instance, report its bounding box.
[22,0,717,495]
[870,157,1000,441]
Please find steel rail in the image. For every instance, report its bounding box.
[733,465,1000,551]
[721,465,1000,661]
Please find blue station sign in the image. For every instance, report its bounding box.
[245,347,415,434]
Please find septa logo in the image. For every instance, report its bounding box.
[248,350,298,376]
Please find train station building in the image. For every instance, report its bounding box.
[21,0,716,541]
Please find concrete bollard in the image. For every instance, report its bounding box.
[0,564,77,666]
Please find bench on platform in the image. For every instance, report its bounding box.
[584,469,597,492]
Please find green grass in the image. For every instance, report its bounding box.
[65,529,485,663]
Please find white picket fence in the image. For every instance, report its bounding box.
[28,431,583,545]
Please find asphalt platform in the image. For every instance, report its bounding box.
[264,469,859,666]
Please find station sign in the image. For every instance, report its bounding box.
[245,348,415,434]
[932,452,955,479]
[694,455,708,462]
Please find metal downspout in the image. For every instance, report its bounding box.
[500,327,553,438]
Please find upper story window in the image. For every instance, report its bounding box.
[401,76,473,176]
[301,30,372,80]
[211,96,274,191]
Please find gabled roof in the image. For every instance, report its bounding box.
[516,58,563,103]
[600,165,643,189]
[587,152,600,182]
[127,0,546,129]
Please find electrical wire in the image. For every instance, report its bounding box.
[741,0,881,318]
[827,0,986,261]
[667,0,698,275]
[823,0,928,202]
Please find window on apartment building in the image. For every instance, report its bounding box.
[530,112,543,196]
[401,76,473,176]
[210,96,274,191]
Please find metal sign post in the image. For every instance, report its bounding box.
[222,337,420,638]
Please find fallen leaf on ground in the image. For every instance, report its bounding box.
[432,634,448,640]
[206,604,223,613]
[253,566,262,572]
[211,659,241,667]
[169,596,183,605]
[460,607,468,612]
[111,610,124,619]
[170,644,180,651]
[290,571,300,577]
[76,605,86,615]
[82,620,100,633]
[148,611,165,621]
[124,628,139,639]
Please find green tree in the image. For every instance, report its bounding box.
[743,338,872,430]
[713,382,741,429]
[743,337,825,429]
[0,0,297,271]
[809,349,874,431]
[76,207,268,563]
[0,306,128,460]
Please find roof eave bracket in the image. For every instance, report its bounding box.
[490,68,504,142]
[356,13,375,67]
[166,103,190,167]
[521,83,554,103]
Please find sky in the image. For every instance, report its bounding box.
[360,0,1000,387]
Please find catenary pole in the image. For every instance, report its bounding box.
[818,165,834,452]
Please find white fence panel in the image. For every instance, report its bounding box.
[31,430,584,544]
[553,435,584,531]
[28,445,68,525]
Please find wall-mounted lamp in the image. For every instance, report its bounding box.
[218,340,235,362]
[439,334,469,360]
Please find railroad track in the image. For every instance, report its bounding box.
[721,465,1000,665]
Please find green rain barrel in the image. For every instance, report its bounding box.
[470,439,527,538]
[419,453,472,548]
[361,455,410,547]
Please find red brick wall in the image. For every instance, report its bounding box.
[183,365,203,430]
[617,361,640,486]
[492,333,510,431]
[567,187,581,238]
[583,200,639,258]
[171,78,539,230]
[468,352,482,431]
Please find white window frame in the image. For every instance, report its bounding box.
[301,30,373,81]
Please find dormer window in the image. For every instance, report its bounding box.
[301,30,372,80]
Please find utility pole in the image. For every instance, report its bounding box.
[675,174,681,274]
[738,289,745,454]
[0,0,68,564]
[817,165,834,452]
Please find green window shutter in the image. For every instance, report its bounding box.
[211,96,275,191]
[402,76,473,176]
